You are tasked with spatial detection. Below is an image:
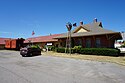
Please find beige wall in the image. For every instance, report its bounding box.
[76,28,88,33]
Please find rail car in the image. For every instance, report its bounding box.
[5,38,25,50]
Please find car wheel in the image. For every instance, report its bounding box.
[21,54,25,57]
[28,53,33,56]
[21,54,26,57]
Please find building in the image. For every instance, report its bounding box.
[2,19,122,49]
[0,38,11,49]
[55,19,122,48]
[24,34,62,48]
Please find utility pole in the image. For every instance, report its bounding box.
[65,22,72,54]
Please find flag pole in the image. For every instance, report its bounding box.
[32,31,35,45]
[32,36,33,45]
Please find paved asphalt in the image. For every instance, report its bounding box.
[0,50,125,83]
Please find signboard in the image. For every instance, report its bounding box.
[47,43,52,46]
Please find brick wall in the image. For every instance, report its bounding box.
[58,35,115,48]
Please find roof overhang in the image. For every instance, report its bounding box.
[54,32,122,39]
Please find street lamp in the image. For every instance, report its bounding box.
[66,22,72,54]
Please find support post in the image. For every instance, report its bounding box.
[65,22,72,54]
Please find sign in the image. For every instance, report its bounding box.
[47,43,52,46]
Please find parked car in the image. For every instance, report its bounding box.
[117,45,125,53]
[20,45,41,57]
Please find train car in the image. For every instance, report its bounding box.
[5,40,11,49]
[5,38,25,50]
[11,39,17,49]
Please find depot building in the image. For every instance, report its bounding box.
[24,19,122,48]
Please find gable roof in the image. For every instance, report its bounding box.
[72,22,103,33]
[73,26,89,33]
[55,22,121,38]
[24,34,62,43]
[0,38,11,45]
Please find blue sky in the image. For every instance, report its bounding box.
[0,0,125,38]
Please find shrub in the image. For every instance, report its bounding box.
[54,47,119,56]
[31,45,41,49]
[73,46,82,53]
[120,44,125,48]
[56,47,65,53]
[79,48,119,56]
[48,46,55,51]
[55,47,73,53]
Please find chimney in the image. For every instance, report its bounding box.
[93,18,97,23]
[80,21,83,25]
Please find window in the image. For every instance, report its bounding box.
[62,41,66,47]
[96,38,101,47]
[75,38,82,46]
[86,38,91,48]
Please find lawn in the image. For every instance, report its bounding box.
[42,51,125,66]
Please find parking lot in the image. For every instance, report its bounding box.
[0,50,125,83]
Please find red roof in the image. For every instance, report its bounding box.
[24,34,62,43]
[0,38,11,45]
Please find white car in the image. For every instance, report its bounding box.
[117,46,125,53]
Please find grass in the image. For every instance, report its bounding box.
[42,51,125,66]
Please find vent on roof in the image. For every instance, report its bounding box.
[93,18,97,23]
[99,22,103,27]
[80,21,83,25]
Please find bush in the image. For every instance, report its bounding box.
[48,46,55,51]
[54,47,120,56]
[30,45,41,49]
[79,48,119,56]
[73,46,82,53]
[55,47,72,53]
[120,44,125,48]
[56,47,65,53]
